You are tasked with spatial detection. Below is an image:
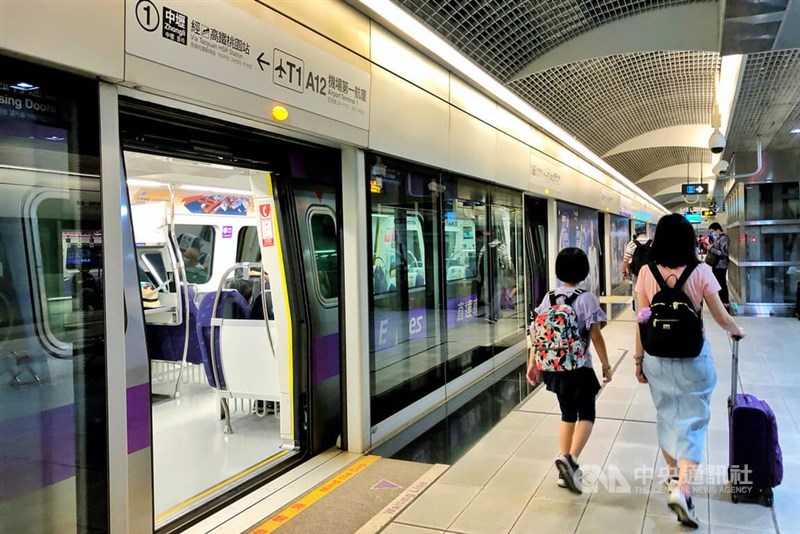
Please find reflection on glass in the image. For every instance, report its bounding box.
[744,225,800,263]
[609,215,631,295]
[444,199,490,363]
[557,202,602,294]
[310,212,339,300]
[745,183,799,221]
[745,266,800,304]
[0,56,107,532]
[487,205,525,346]
[369,157,443,424]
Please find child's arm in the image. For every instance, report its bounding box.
[589,323,612,383]
[526,347,539,385]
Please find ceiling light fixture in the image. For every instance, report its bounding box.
[127,179,169,187]
[178,185,252,195]
[356,0,670,214]
[11,81,39,92]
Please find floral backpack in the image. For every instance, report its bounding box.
[531,290,587,372]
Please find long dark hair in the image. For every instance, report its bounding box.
[650,214,700,268]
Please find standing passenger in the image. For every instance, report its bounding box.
[527,248,612,494]
[634,214,745,528]
[623,225,651,309]
[705,222,731,313]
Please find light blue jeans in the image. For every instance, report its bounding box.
[643,340,717,463]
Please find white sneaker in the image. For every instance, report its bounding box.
[557,472,568,488]
[667,488,699,529]
[662,477,679,493]
[555,455,582,494]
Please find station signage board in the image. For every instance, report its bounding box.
[126,0,370,129]
[681,184,707,195]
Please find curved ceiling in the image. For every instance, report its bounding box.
[392,0,800,214]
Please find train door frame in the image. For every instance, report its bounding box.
[102,87,345,531]
[523,195,550,321]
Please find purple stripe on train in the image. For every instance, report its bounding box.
[312,333,340,384]
[0,403,76,499]
[127,382,151,454]
[373,308,427,352]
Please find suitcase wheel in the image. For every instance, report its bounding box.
[763,488,774,508]
[731,493,740,504]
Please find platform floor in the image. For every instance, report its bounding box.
[190,311,799,534]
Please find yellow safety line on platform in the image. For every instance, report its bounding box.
[155,449,290,522]
[249,455,381,534]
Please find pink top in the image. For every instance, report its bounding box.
[635,263,721,311]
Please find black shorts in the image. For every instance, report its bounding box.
[543,367,601,423]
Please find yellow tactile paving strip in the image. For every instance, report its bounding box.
[248,455,381,533]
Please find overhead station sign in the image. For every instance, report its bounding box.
[681,184,707,195]
[126,0,370,129]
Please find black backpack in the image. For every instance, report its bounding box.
[630,239,653,277]
[640,262,704,358]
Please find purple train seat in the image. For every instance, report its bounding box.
[196,289,251,389]
[146,286,203,365]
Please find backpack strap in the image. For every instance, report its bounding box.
[648,261,698,291]
[564,289,584,307]
[674,262,699,291]
[548,289,584,307]
[648,261,666,290]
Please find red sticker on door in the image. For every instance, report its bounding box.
[259,203,275,247]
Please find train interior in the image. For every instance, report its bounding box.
[124,152,286,521]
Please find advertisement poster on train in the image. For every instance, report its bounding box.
[125,0,370,129]
[557,202,601,294]
[130,188,254,216]
[609,215,630,294]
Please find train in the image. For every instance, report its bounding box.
[0,1,667,531]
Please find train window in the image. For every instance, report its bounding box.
[309,210,338,302]
[237,226,262,263]
[176,224,214,284]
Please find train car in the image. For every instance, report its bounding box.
[0,2,668,531]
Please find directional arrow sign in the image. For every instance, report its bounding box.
[257,52,269,71]
[681,184,706,195]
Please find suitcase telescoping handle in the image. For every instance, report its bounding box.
[731,335,743,405]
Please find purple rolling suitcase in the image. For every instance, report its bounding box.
[728,338,783,506]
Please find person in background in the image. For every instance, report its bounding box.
[635,214,745,528]
[527,248,612,495]
[477,235,515,323]
[705,222,731,313]
[622,225,651,308]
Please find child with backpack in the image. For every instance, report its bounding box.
[526,248,612,494]
[635,214,745,528]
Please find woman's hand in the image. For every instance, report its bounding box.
[636,362,647,384]
[730,326,746,340]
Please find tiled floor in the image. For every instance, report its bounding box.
[386,310,800,534]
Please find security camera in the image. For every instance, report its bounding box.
[708,128,726,154]
[712,159,729,176]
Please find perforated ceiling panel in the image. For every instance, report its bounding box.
[603,146,712,182]
[508,52,719,156]
[724,50,800,156]
[395,0,706,81]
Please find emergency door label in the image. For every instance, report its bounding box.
[259,204,275,247]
